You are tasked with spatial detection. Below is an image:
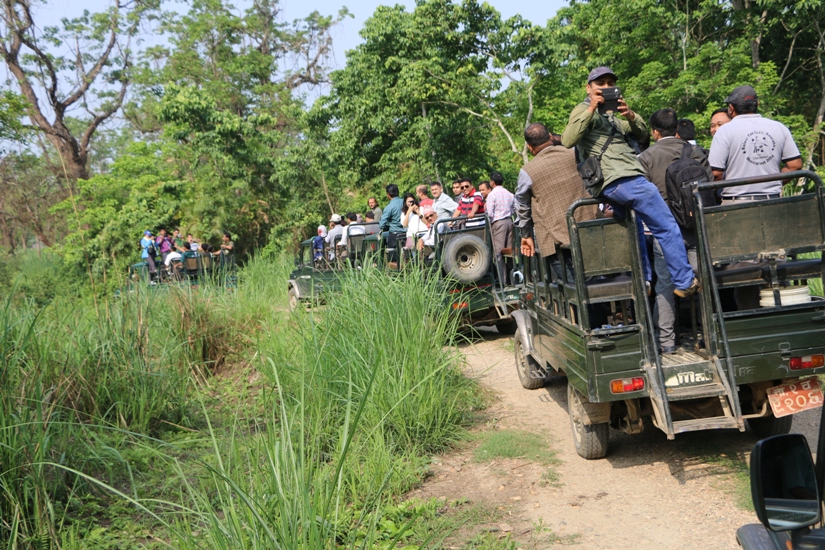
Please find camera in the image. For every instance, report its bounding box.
[598,86,621,115]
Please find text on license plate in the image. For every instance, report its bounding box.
[767,376,824,418]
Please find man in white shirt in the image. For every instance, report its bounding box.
[708,85,802,201]
[708,85,803,310]
[326,214,345,260]
[416,206,445,266]
[339,212,364,249]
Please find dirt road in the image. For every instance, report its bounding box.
[416,328,822,549]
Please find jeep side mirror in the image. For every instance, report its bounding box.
[294,257,301,267]
[751,434,821,532]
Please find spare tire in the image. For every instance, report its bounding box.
[442,234,490,283]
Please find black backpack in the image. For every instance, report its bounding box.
[664,142,716,230]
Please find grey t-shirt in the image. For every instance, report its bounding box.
[707,114,801,197]
[432,193,458,220]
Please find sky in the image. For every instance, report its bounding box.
[37,0,570,73]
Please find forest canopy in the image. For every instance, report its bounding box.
[2,0,825,285]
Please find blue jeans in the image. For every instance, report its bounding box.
[601,176,694,289]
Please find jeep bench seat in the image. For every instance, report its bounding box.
[713,259,822,288]
[565,218,635,305]
[702,194,825,290]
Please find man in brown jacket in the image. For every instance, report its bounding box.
[516,123,596,282]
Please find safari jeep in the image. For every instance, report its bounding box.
[512,171,825,459]
[428,215,522,333]
[359,215,522,332]
[291,215,522,331]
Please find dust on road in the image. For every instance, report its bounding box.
[417,328,821,549]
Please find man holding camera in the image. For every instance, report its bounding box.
[561,66,698,298]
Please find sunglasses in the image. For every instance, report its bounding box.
[461,185,471,190]
[406,200,415,204]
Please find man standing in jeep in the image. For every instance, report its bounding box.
[561,66,698,298]
[639,108,712,354]
[708,85,803,310]
[708,85,802,200]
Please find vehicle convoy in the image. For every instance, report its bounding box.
[124,251,237,293]
[512,171,825,459]
[287,215,522,331]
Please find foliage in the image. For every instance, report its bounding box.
[0,0,162,180]
[0,255,482,548]
[315,0,544,193]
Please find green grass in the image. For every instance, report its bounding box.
[472,430,559,466]
[0,254,486,548]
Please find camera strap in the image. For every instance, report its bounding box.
[596,126,617,160]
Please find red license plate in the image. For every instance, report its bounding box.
[767,377,824,418]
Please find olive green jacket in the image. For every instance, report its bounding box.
[561,102,649,196]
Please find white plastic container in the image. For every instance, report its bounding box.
[759,286,811,307]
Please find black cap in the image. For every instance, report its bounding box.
[588,66,618,83]
[725,85,757,105]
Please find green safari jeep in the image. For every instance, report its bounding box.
[512,170,825,459]
[288,216,522,332]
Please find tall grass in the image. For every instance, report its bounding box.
[0,287,193,546]
[0,255,479,548]
[166,263,478,547]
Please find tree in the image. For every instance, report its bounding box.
[316,0,540,192]
[0,0,161,180]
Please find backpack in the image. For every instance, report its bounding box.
[142,238,156,257]
[664,142,716,230]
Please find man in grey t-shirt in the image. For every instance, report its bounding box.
[708,85,802,199]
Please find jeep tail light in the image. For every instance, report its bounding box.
[452,302,469,310]
[790,355,825,370]
[610,377,645,394]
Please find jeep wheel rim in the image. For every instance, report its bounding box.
[455,245,481,271]
[516,337,530,380]
[570,389,584,444]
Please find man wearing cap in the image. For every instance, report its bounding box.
[708,85,803,310]
[708,85,802,201]
[562,66,699,298]
[326,214,345,259]
[140,230,157,274]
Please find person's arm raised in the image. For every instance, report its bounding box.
[561,102,596,148]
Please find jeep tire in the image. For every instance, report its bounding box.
[515,330,545,389]
[496,318,517,335]
[568,384,609,459]
[746,413,793,438]
[442,234,490,284]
